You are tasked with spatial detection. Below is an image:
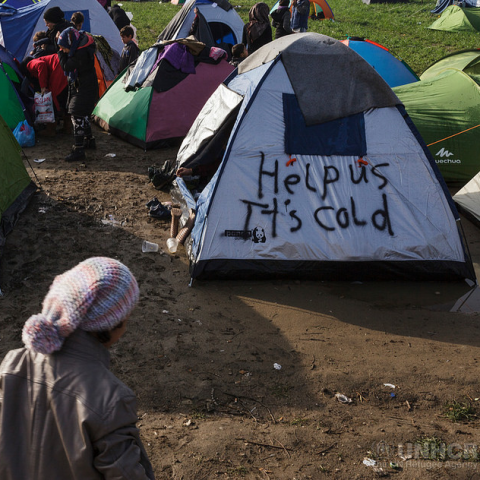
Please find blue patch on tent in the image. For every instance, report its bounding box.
[64,10,91,33]
[283,93,367,156]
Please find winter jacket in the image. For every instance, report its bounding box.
[0,329,155,480]
[119,40,140,72]
[241,23,272,54]
[291,0,309,31]
[109,4,131,30]
[44,20,73,54]
[270,7,293,39]
[26,54,68,110]
[57,33,99,117]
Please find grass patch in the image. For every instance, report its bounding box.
[270,383,292,398]
[290,417,309,426]
[115,0,479,75]
[414,436,447,461]
[444,400,476,423]
[226,466,248,476]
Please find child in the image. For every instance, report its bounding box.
[119,25,140,72]
[29,31,49,59]
[229,43,248,67]
[57,27,98,161]
[0,257,155,480]
[270,0,293,39]
[71,11,84,30]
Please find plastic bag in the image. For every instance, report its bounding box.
[13,120,35,147]
[34,92,55,124]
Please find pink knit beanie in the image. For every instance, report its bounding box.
[22,257,139,354]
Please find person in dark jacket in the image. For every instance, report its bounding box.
[229,43,248,67]
[119,25,140,72]
[43,7,72,54]
[109,3,131,30]
[0,257,155,480]
[57,27,99,162]
[291,0,310,32]
[242,3,272,54]
[270,0,293,39]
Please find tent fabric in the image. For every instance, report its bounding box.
[0,0,123,60]
[453,173,480,227]
[269,0,334,20]
[341,38,419,88]
[93,39,234,150]
[394,51,480,184]
[431,0,454,14]
[239,33,400,126]
[0,114,36,253]
[1,0,42,7]
[158,0,244,49]
[172,33,474,282]
[429,5,480,32]
[0,45,32,128]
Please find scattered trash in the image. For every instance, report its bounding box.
[104,153,116,157]
[33,158,46,163]
[166,237,178,253]
[335,393,353,404]
[101,215,123,226]
[390,392,396,398]
[183,419,194,427]
[363,458,377,467]
[162,309,169,314]
[390,462,400,469]
[142,240,159,253]
[273,363,282,370]
[399,453,413,461]
[383,383,396,389]
[38,207,47,213]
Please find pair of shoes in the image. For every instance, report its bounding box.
[65,146,86,162]
[146,197,161,209]
[83,137,96,149]
[148,203,172,220]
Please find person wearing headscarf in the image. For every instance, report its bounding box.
[57,27,99,162]
[270,0,293,39]
[242,2,272,54]
[0,257,155,480]
[43,7,73,54]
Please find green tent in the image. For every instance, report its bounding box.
[0,114,36,253]
[394,50,480,184]
[0,58,26,130]
[429,5,480,32]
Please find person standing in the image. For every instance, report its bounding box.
[242,3,272,55]
[119,25,140,72]
[0,257,155,480]
[291,0,310,32]
[270,0,293,39]
[57,27,99,162]
[42,7,72,54]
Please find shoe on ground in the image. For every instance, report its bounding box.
[148,203,172,220]
[65,146,86,162]
[146,197,161,209]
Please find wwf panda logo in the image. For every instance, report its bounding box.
[252,227,266,243]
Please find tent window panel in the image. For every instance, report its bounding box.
[283,93,367,156]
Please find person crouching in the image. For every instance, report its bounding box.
[57,27,99,162]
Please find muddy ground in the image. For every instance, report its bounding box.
[1,125,480,479]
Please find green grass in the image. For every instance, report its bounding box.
[117,0,479,75]
[444,400,476,422]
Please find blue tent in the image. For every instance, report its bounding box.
[341,38,419,88]
[1,0,42,7]
[0,0,123,60]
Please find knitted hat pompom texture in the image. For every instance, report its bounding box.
[22,257,140,355]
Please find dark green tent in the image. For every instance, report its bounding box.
[394,50,480,184]
[0,114,36,254]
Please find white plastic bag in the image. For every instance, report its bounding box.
[34,92,55,124]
